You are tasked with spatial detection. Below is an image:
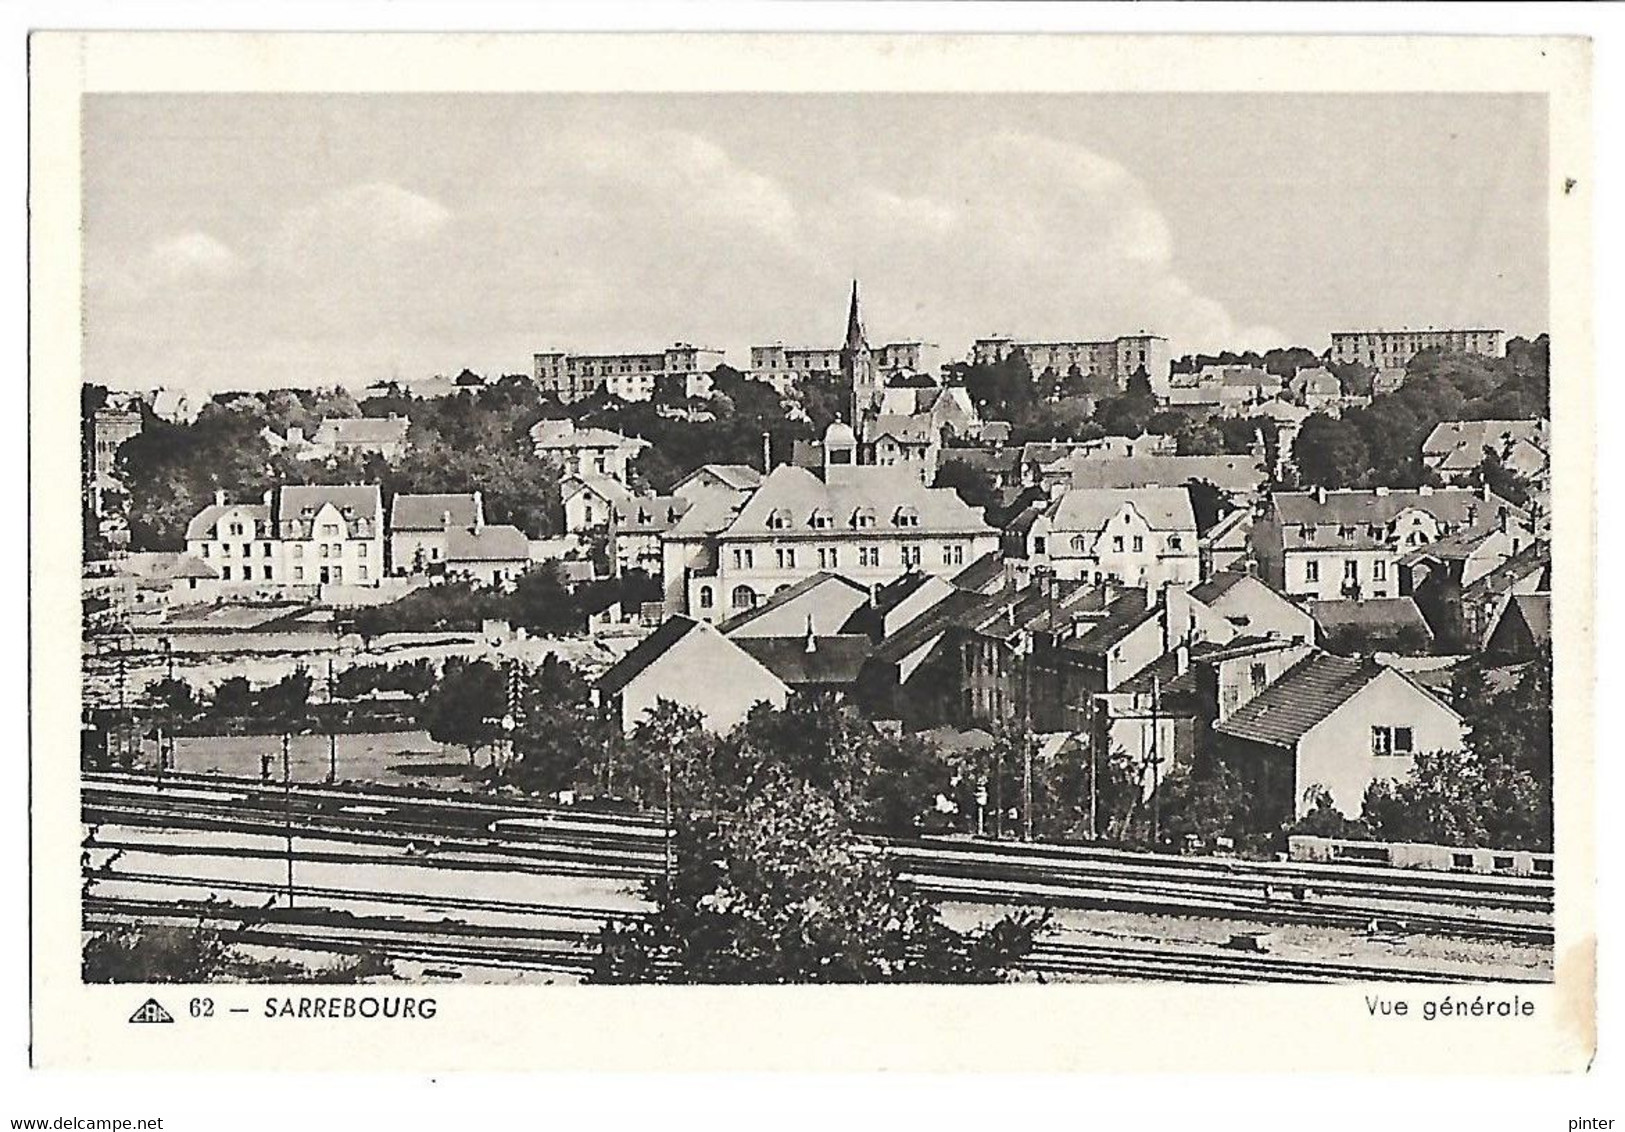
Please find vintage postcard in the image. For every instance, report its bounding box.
[28,30,1594,1072]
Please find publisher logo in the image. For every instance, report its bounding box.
[128,998,175,1024]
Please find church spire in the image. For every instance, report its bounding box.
[845,279,867,351]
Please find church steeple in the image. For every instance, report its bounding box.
[841,279,879,451]
[844,279,867,353]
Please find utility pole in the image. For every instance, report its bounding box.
[1149,674,1162,849]
[282,731,295,908]
[661,745,674,892]
[325,656,337,785]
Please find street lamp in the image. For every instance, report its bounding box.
[975,780,988,839]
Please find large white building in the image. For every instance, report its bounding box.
[1022,487,1201,588]
[971,333,1172,397]
[1329,327,1505,369]
[529,418,649,482]
[664,427,999,622]
[1252,485,1526,601]
[532,344,723,403]
[185,484,385,587]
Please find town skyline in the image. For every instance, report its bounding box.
[84,92,1549,393]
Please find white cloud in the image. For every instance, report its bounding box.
[148,231,241,282]
[267,182,451,273]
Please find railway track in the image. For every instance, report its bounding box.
[81,771,1554,947]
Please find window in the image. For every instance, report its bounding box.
[1301,526,1318,542]
[221,542,232,557]
[201,545,210,558]
[809,508,833,530]
[332,565,344,584]
[894,506,920,528]
[1168,534,1183,551]
[1373,560,1387,581]
[731,585,757,610]
[1338,524,1357,539]
[943,544,964,567]
[262,543,272,557]
[322,523,340,536]
[1249,663,1268,694]
[228,522,244,536]
[732,548,754,570]
[698,585,714,610]
[320,544,330,558]
[292,544,303,559]
[853,507,876,529]
[859,546,881,568]
[1305,560,1319,583]
[902,545,922,568]
[293,566,304,581]
[358,565,369,580]
[1111,535,1125,553]
[242,543,252,558]
[767,508,793,530]
[1033,536,1047,555]
[1371,726,1414,757]
[1344,559,1359,580]
[1131,535,1144,553]
[220,565,231,580]
[818,547,839,570]
[775,548,797,569]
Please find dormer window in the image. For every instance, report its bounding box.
[767,508,793,530]
[853,507,877,529]
[1301,525,1317,541]
[894,505,920,528]
[1367,524,1384,539]
[809,507,833,530]
[1338,524,1356,539]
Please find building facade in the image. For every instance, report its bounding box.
[1024,487,1201,588]
[185,492,278,584]
[532,344,724,403]
[1329,328,1505,369]
[971,334,1172,396]
[275,484,385,587]
[389,492,484,574]
[1252,485,1524,602]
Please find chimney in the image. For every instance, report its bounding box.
[1100,579,1116,607]
[762,431,772,472]
[473,510,485,534]
[442,510,453,529]
[805,613,817,654]
[1314,486,1327,505]
[473,490,485,526]
[213,488,227,506]
[262,489,272,509]
[1419,484,1434,496]
[1498,508,1509,533]
[1175,643,1190,676]
[1480,481,1493,502]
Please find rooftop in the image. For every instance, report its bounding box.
[446,524,531,562]
[1045,486,1198,533]
[390,492,482,532]
[1214,652,1385,748]
[736,635,874,688]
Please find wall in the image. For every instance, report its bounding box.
[390,531,448,574]
[1296,668,1464,817]
[618,625,789,732]
[1206,577,1317,642]
[711,532,998,612]
[722,580,870,639]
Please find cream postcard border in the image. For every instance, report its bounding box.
[28,31,1595,1072]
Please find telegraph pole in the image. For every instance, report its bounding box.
[1149,674,1162,849]
[661,745,674,892]
[282,731,295,908]
[325,656,337,785]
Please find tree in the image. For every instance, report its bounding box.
[589,769,1048,984]
[83,920,230,983]
[211,676,254,717]
[418,659,505,764]
[934,456,1001,514]
[1286,787,1371,840]
[147,677,198,719]
[255,669,313,725]
[1292,413,1370,488]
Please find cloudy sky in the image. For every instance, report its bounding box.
[83,93,1548,392]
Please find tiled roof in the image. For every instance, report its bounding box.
[446,524,530,562]
[278,485,381,532]
[184,502,270,541]
[1214,653,1383,748]
[1462,539,1550,599]
[1065,588,1153,657]
[1309,597,1434,639]
[723,465,994,540]
[867,414,937,445]
[1505,592,1551,646]
[950,552,1006,594]
[531,420,647,451]
[1189,569,1252,604]
[563,474,636,512]
[678,464,763,492]
[1274,488,1522,550]
[1053,455,1265,494]
[736,635,873,687]
[1396,522,1506,565]
[615,495,691,534]
[314,417,409,445]
[596,617,704,697]
[716,572,866,634]
[871,589,990,664]
[666,487,749,538]
[391,492,481,532]
[1046,487,1197,533]
[1422,419,1549,458]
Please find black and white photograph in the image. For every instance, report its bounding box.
[22,23,1604,1093]
[71,82,1565,992]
